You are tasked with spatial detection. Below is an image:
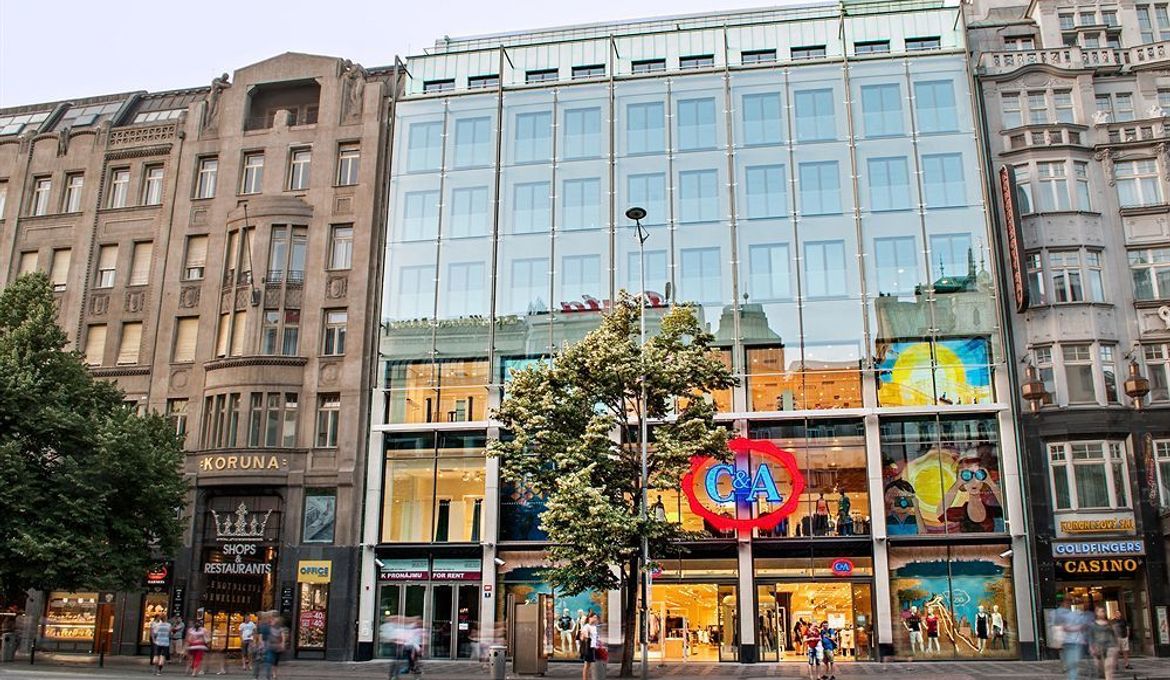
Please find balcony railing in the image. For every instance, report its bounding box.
[980,46,1120,74]
[1101,118,1169,145]
[1006,125,1088,151]
[1129,40,1170,68]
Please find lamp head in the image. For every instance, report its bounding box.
[625,206,647,221]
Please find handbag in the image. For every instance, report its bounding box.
[596,645,609,662]
[1048,623,1065,649]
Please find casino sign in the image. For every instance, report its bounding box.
[681,438,805,532]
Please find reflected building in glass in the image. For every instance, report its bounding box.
[359,0,1036,663]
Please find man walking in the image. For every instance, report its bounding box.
[150,615,172,676]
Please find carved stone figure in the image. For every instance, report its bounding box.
[1095,148,1116,186]
[57,126,70,156]
[204,72,231,129]
[341,61,367,121]
[1093,109,1110,125]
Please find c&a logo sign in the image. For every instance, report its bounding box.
[680,438,805,533]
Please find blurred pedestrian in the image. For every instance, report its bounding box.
[185,620,209,677]
[1090,607,1118,680]
[149,615,171,676]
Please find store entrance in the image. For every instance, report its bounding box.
[377,583,480,660]
[643,583,738,662]
[1061,583,1147,655]
[756,581,874,662]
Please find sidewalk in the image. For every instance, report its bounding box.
[6,653,1170,679]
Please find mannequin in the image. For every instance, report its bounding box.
[651,495,666,522]
[975,604,990,652]
[925,606,941,653]
[814,493,830,535]
[991,604,1006,650]
[557,607,577,654]
[840,624,854,658]
[837,492,852,536]
[575,608,588,652]
[904,605,924,655]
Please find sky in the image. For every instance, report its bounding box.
[0,0,788,108]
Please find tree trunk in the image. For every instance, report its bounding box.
[620,557,639,677]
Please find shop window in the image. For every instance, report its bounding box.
[496,567,607,662]
[1047,441,1130,511]
[381,432,486,543]
[384,359,489,424]
[749,419,869,539]
[877,338,993,407]
[746,345,862,411]
[888,545,1017,658]
[879,416,1004,535]
[43,592,99,644]
[297,582,329,652]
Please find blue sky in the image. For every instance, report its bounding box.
[0,0,785,107]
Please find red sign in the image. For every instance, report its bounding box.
[680,438,805,533]
[999,165,1030,313]
[830,559,854,577]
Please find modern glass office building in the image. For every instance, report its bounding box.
[358,0,1037,662]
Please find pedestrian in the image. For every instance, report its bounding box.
[262,614,287,680]
[150,615,172,676]
[1056,600,1090,680]
[240,614,257,671]
[254,612,271,680]
[1090,607,1119,680]
[819,621,837,680]
[1112,610,1132,670]
[579,610,598,680]
[170,617,186,666]
[803,621,822,680]
[185,620,209,677]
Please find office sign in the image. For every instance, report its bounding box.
[297,560,333,584]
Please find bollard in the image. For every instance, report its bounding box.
[490,644,506,680]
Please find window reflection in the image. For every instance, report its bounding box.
[382,432,485,543]
[384,360,489,424]
[746,347,861,411]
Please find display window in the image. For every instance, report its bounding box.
[497,565,608,661]
[748,419,870,538]
[745,346,863,411]
[756,581,874,662]
[888,544,1017,658]
[879,415,1004,535]
[204,611,244,652]
[638,583,738,662]
[140,592,170,643]
[43,592,98,642]
[383,359,490,424]
[876,337,993,407]
[296,583,328,650]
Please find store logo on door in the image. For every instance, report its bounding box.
[680,438,805,532]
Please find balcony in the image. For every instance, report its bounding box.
[1004,124,1089,153]
[1129,40,1170,69]
[979,46,1120,75]
[1100,118,1170,146]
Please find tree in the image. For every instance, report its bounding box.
[490,292,736,677]
[0,273,187,605]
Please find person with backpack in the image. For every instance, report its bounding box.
[184,620,209,677]
[819,621,837,680]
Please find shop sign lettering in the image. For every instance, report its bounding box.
[1052,540,1145,557]
[1058,518,1136,534]
[830,559,854,576]
[681,438,805,533]
[379,558,430,581]
[204,542,273,575]
[1058,558,1142,576]
[297,560,333,584]
[199,454,287,472]
[432,558,481,581]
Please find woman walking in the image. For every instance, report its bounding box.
[185,620,209,677]
[1089,607,1119,680]
[579,611,599,680]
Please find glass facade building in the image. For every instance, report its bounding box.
[360,0,1036,662]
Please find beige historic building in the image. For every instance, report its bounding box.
[970,0,1170,657]
[0,52,395,660]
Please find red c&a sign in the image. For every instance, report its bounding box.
[680,438,805,533]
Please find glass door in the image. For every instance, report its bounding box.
[756,585,782,662]
[456,584,479,658]
[431,585,453,658]
[717,585,738,661]
[850,582,874,660]
[377,583,428,658]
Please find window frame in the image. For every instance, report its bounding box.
[62,173,84,213]
[107,168,130,209]
[336,143,360,186]
[141,164,165,205]
[322,309,348,356]
[1047,440,1131,511]
[31,176,52,216]
[287,147,312,191]
[240,152,265,195]
[195,156,218,199]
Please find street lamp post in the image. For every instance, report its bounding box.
[624,206,650,680]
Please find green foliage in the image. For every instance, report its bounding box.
[0,273,186,602]
[490,292,736,674]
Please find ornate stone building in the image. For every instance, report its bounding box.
[970,0,1170,657]
[0,53,395,660]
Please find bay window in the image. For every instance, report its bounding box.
[1129,247,1170,300]
[1048,441,1130,510]
[1116,159,1161,207]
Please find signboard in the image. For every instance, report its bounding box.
[999,165,1030,313]
[297,560,333,584]
[199,454,288,472]
[432,558,482,581]
[204,543,273,575]
[280,585,295,616]
[1056,512,1136,537]
[1056,557,1143,577]
[170,584,186,620]
[680,438,806,533]
[145,562,173,589]
[830,559,854,577]
[1157,606,1169,645]
[1052,540,1145,558]
[378,558,429,581]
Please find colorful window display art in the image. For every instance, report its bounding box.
[877,338,992,407]
[880,416,1004,535]
[888,545,1018,659]
[498,569,608,661]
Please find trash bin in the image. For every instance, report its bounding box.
[592,647,607,680]
[1,633,16,662]
[490,644,506,680]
